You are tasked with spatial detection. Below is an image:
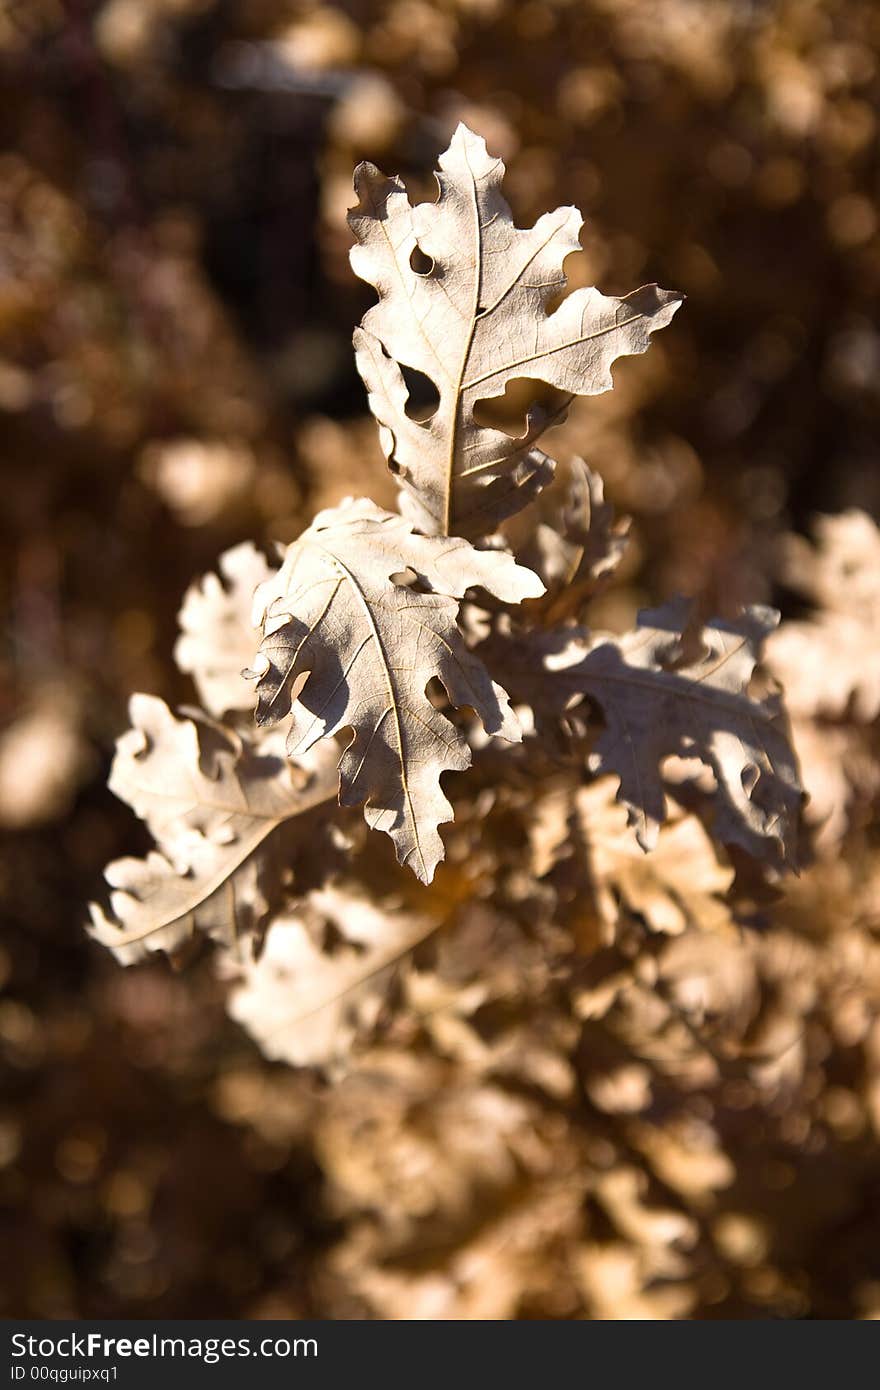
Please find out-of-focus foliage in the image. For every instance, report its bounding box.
[2,0,879,1321]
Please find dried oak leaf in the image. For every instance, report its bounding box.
[520,458,630,623]
[89,695,338,964]
[491,597,802,866]
[349,123,682,539]
[175,541,276,718]
[249,497,543,882]
[223,885,437,1073]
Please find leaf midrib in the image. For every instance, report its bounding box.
[313,539,427,879]
[104,772,337,944]
[442,139,482,537]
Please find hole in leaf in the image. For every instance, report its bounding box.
[401,364,440,421]
[473,378,572,438]
[424,676,450,712]
[661,753,716,798]
[389,567,419,588]
[409,245,434,276]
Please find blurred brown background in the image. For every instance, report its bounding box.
[1,0,879,1319]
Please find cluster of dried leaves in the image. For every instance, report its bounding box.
[78,129,878,1317]
[92,127,797,978]
[208,499,878,1320]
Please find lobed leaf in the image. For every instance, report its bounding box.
[487,598,803,866]
[89,695,339,963]
[249,497,543,882]
[349,123,682,539]
[175,541,276,718]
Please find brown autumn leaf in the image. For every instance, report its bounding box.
[248,496,543,882]
[488,597,802,866]
[89,695,339,963]
[349,123,682,539]
[174,542,276,718]
[223,885,438,1073]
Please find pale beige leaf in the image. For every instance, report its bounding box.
[780,508,880,619]
[770,621,880,723]
[349,123,682,538]
[89,695,338,964]
[174,542,276,717]
[768,510,880,722]
[224,886,437,1072]
[575,601,802,864]
[249,496,543,882]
